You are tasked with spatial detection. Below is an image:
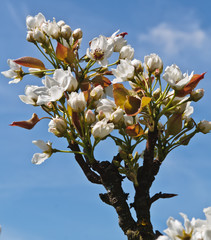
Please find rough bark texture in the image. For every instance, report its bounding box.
[69,126,166,240]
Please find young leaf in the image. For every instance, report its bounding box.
[167,113,183,135]
[126,123,144,137]
[176,72,206,97]
[113,83,129,109]
[14,57,46,70]
[124,96,141,116]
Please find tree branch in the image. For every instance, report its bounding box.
[68,142,102,184]
[92,155,137,235]
[150,192,178,206]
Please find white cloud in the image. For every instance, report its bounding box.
[139,22,208,56]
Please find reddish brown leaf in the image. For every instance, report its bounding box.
[126,123,144,137]
[56,42,75,65]
[176,72,206,97]
[92,75,111,88]
[14,57,46,70]
[10,113,40,130]
[124,96,142,116]
[113,83,129,109]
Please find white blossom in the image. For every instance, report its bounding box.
[112,59,135,83]
[144,53,163,73]
[91,119,114,139]
[31,140,52,165]
[157,207,211,240]
[26,12,46,30]
[96,99,117,118]
[90,85,104,100]
[110,30,127,52]
[119,45,134,60]
[163,64,194,90]
[109,107,124,124]
[86,35,114,66]
[68,92,86,112]
[42,18,61,39]
[48,117,67,137]
[1,59,23,84]
[19,85,40,105]
[53,68,78,92]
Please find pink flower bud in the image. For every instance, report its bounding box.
[85,110,96,124]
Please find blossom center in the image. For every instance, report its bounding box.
[93,48,104,60]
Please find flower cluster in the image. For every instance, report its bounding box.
[2,12,210,174]
[157,207,211,240]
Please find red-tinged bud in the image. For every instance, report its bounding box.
[10,113,40,129]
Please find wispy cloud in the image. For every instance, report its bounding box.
[139,22,206,56]
[137,20,211,70]
[5,1,29,31]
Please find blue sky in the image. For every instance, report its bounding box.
[0,0,211,239]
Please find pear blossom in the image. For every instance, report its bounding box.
[112,59,135,83]
[19,85,41,105]
[34,84,64,105]
[190,89,204,102]
[197,120,211,134]
[109,107,124,124]
[157,207,211,240]
[90,85,104,100]
[61,24,72,39]
[91,119,114,139]
[48,117,67,137]
[110,30,127,52]
[86,35,114,66]
[42,18,61,39]
[144,53,163,73]
[96,99,117,118]
[131,59,143,73]
[53,68,78,92]
[1,59,23,84]
[119,45,134,60]
[163,64,194,90]
[68,92,86,112]
[31,140,53,165]
[72,28,83,40]
[26,12,46,30]
[182,102,194,120]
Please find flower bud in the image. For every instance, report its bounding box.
[57,20,65,28]
[33,29,46,43]
[91,119,114,139]
[144,53,163,74]
[190,89,204,102]
[110,107,124,124]
[61,24,72,39]
[119,45,134,60]
[26,31,35,42]
[48,117,67,137]
[131,59,143,73]
[197,120,211,134]
[68,92,86,112]
[90,85,104,100]
[72,28,83,40]
[85,110,96,124]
